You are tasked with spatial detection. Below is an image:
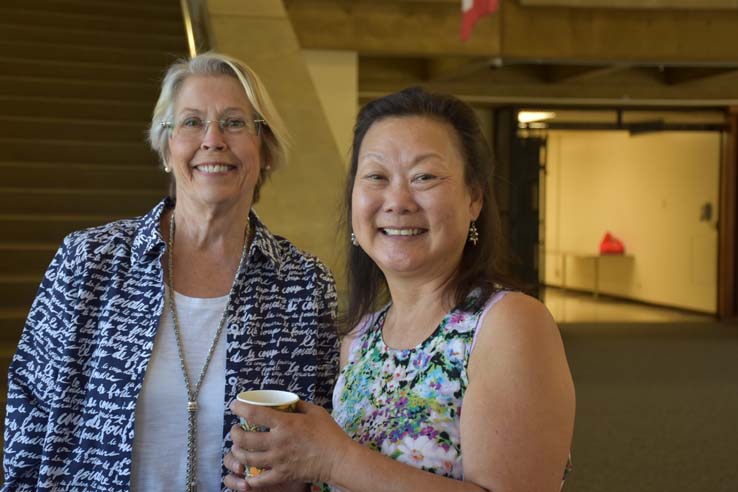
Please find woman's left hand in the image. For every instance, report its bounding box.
[225,399,353,490]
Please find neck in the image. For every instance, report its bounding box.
[162,198,251,298]
[382,271,458,349]
[386,266,458,314]
[168,197,251,253]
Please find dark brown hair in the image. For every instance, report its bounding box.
[342,87,514,334]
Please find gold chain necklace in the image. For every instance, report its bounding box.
[166,210,250,492]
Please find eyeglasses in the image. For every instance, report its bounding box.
[161,116,266,139]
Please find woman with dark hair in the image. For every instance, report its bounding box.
[226,87,574,492]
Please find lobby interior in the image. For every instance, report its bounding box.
[1,1,737,490]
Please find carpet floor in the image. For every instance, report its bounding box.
[560,322,738,492]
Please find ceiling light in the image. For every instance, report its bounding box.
[517,111,556,123]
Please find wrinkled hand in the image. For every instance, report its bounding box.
[225,400,353,490]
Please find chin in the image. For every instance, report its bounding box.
[377,257,425,275]
[191,191,241,207]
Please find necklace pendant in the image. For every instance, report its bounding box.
[187,400,198,413]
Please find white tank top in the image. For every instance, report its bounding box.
[130,287,228,492]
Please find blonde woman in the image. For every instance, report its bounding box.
[3,52,338,492]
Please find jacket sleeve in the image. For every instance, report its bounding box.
[2,236,79,491]
[312,263,339,412]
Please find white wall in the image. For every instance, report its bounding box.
[544,130,720,313]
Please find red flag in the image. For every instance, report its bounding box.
[460,0,499,42]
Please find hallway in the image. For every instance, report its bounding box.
[543,287,714,323]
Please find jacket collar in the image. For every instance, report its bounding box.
[131,198,170,266]
[248,210,283,269]
[131,197,282,269]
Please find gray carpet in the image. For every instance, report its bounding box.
[561,322,738,492]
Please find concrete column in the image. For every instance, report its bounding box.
[206,0,348,283]
[303,49,358,163]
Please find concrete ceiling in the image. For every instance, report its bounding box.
[284,0,738,107]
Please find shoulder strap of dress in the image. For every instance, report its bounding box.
[470,290,510,352]
[346,303,390,363]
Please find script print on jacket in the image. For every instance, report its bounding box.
[3,199,339,492]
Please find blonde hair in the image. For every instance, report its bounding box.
[148,51,289,201]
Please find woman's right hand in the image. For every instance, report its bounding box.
[223,467,306,492]
[224,399,354,490]
[222,460,306,492]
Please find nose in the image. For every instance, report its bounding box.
[200,121,227,151]
[384,181,418,214]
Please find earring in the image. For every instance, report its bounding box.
[163,164,171,173]
[468,222,479,245]
[350,232,358,246]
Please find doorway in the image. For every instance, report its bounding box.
[495,107,725,320]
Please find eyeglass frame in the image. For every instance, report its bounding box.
[160,116,268,138]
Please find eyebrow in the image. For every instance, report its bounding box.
[177,107,248,115]
[359,151,444,166]
[359,151,385,163]
[412,152,444,164]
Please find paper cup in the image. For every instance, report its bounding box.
[236,389,300,477]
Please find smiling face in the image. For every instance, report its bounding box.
[166,74,262,213]
[351,116,482,283]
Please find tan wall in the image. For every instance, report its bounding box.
[303,49,358,164]
[544,130,720,313]
[205,0,347,283]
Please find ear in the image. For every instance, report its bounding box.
[469,185,483,221]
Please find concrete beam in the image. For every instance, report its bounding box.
[541,64,632,83]
[285,0,501,57]
[503,1,738,63]
[359,68,738,106]
[288,0,738,63]
[425,57,494,82]
[662,67,738,85]
[520,0,738,8]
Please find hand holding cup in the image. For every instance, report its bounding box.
[236,390,300,477]
[226,394,353,491]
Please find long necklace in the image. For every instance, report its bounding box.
[166,210,250,492]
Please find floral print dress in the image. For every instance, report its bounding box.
[313,290,573,491]
[313,291,509,491]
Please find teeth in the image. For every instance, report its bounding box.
[197,164,230,173]
[383,228,424,236]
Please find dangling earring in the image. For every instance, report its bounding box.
[350,232,358,246]
[468,221,479,245]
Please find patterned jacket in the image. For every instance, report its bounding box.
[2,199,339,492]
